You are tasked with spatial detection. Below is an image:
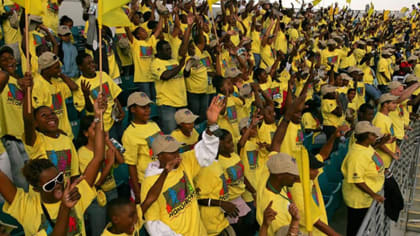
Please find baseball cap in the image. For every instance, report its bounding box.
[38,52,59,72]
[321,84,337,96]
[388,81,403,90]
[57,25,71,36]
[405,74,419,83]
[381,50,392,57]
[340,73,352,81]
[347,66,363,74]
[327,39,336,46]
[239,83,252,97]
[29,15,43,24]
[127,92,153,107]
[174,108,198,124]
[151,135,183,156]
[266,153,299,176]
[225,67,242,78]
[355,121,382,138]
[408,55,419,62]
[378,93,398,104]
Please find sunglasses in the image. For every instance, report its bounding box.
[41,172,64,192]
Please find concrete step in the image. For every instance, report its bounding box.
[409,199,420,212]
[408,210,420,221]
[407,221,420,233]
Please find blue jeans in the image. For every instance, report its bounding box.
[158,105,179,134]
[85,188,118,236]
[365,84,381,101]
[187,93,209,124]
[253,53,261,69]
[134,82,156,101]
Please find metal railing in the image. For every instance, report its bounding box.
[356,117,420,236]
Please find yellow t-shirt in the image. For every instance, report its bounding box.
[321,99,344,127]
[78,146,117,192]
[414,64,420,78]
[3,180,95,236]
[185,54,209,94]
[0,75,24,139]
[240,138,268,202]
[141,152,207,236]
[131,35,157,83]
[194,160,230,236]
[115,28,134,67]
[218,153,246,201]
[372,112,397,168]
[73,72,122,132]
[151,58,187,107]
[279,122,306,164]
[361,63,374,85]
[274,30,288,54]
[122,122,161,183]
[260,45,275,69]
[388,101,407,140]
[376,57,391,85]
[217,95,243,146]
[25,131,79,178]
[104,40,121,80]
[250,31,262,55]
[42,0,60,33]
[321,49,340,72]
[32,75,73,139]
[0,0,21,45]
[165,34,182,61]
[170,128,199,153]
[341,144,385,208]
[101,205,143,236]
[256,180,292,236]
[257,121,277,158]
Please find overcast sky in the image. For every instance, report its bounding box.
[277,0,419,10]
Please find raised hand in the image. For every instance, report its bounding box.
[288,202,300,221]
[94,93,107,116]
[262,201,277,227]
[207,95,226,125]
[221,201,239,217]
[18,72,33,92]
[62,176,84,209]
[81,80,91,96]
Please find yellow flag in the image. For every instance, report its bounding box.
[13,0,43,15]
[346,0,351,4]
[98,0,130,28]
[401,7,409,14]
[383,10,390,21]
[328,6,334,16]
[102,8,131,27]
[208,0,219,13]
[299,149,312,232]
[312,0,321,6]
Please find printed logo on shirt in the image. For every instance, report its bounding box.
[47,0,59,14]
[51,92,64,115]
[179,144,195,154]
[91,82,112,101]
[390,124,395,137]
[46,149,72,177]
[271,87,282,100]
[163,172,196,217]
[139,46,153,58]
[200,57,211,68]
[296,128,304,145]
[312,185,320,206]
[33,34,47,47]
[4,4,20,13]
[222,59,228,69]
[39,208,82,236]
[372,152,384,172]
[146,131,163,159]
[165,64,183,78]
[226,106,238,123]
[226,161,245,185]
[219,174,229,200]
[7,83,24,105]
[357,87,364,95]
[399,105,404,117]
[246,150,259,170]
[327,55,338,64]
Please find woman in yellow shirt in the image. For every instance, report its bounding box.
[76,115,125,236]
[0,95,107,236]
[341,121,385,236]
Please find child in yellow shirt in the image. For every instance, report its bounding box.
[171,109,199,153]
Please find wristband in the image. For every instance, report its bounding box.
[208,198,212,207]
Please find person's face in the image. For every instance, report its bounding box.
[80,55,96,76]
[268,36,274,44]
[59,34,71,43]
[0,52,16,74]
[263,105,276,124]
[180,122,194,137]
[360,108,374,122]
[391,86,404,97]
[35,167,64,203]
[386,101,398,111]
[328,45,335,51]
[132,14,141,25]
[159,43,172,60]
[83,121,96,142]
[343,80,349,86]
[131,104,151,123]
[35,107,59,133]
[159,151,181,169]
[347,90,356,101]
[335,76,343,87]
[220,133,234,155]
[43,61,61,78]
[309,168,319,180]
[63,21,73,30]
[136,27,148,40]
[221,78,234,95]
[113,203,138,234]
[367,132,378,145]
[277,173,299,187]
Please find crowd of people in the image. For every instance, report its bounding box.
[0,0,419,235]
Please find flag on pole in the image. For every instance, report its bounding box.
[102,8,132,27]
[14,0,43,15]
[367,3,374,18]
[299,149,313,232]
[346,0,351,4]
[312,0,321,6]
[97,0,131,28]
[400,7,409,14]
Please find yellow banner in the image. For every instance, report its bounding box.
[13,0,43,15]
[401,7,409,14]
[312,0,321,6]
[383,10,390,21]
[98,0,131,27]
[102,8,131,27]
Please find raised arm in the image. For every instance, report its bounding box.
[124,26,134,43]
[20,73,36,146]
[0,170,17,204]
[83,94,106,187]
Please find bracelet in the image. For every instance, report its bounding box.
[94,117,101,123]
[208,198,212,207]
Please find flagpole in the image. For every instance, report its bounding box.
[25,0,31,114]
[98,0,103,128]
